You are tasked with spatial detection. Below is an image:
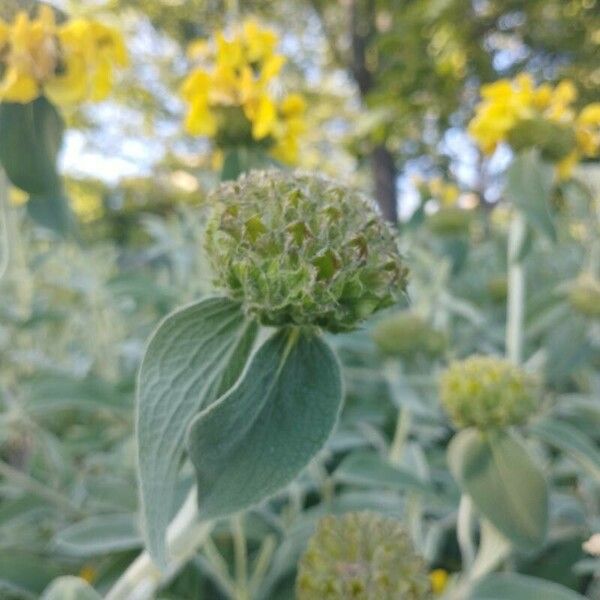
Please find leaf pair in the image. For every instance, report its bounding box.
[136,297,343,567]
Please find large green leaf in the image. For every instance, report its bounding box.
[448,428,548,551]
[136,297,257,567]
[531,417,600,482]
[469,573,585,600]
[0,97,63,195]
[505,150,556,242]
[187,328,343,520]
[41,577,101,600]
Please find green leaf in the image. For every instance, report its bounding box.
[136,297,257,567]
[0,97,64,195]
[448,428,548,551]
[53,514,142,556]
[334,451,435,497]
[187,328,343,520]
[505,150,556,242]
[26,190,73,235]
[41,577,101,600]
[469,573,585,600]
[531,417,600,483]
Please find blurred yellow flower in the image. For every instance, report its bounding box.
[469,74,600,179]
[430,569,449,594]
[181,18,306,164]
[0,6,127,105]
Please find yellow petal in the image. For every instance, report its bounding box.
[250,94,277,139]
[0,66,39,103]
[45,53,89,104]
[260,54,285,82]
[578,103,600,126]
[280,93,306,117]
[184,97,217,136]
[556,151,578,180]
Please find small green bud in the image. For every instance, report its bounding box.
[205,171,409,332]
[372,312,446,360]
[508,117,577,162]
[567,274,600,319]
[439,355,537,429]
[426,207,472,236]
[296,512,431,600]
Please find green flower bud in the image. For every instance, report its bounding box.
[296,512,431,600]
[439,355,537,429]
[372,312,446,360]
[205,171,409,332]
[486,275,508,303]
[567,274,600,319]
[426,207,472,236]
[508,117,577,162]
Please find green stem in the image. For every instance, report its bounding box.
[457,494,476,571]
[233,514,249,600]
[506,210,526,364]
[389,405,411,466]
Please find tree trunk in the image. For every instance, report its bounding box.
[370,144,398,223]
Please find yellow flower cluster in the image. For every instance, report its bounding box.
[415,175,460,207]
[0,6,128,105]
[181,19,306,164]
[469,74,600,178]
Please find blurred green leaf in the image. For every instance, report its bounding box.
[448,428,548,551]
[469,573,585,599]
[137,297,257,567]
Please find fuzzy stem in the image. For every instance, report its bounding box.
[105,489,213,600]
[389,406,411,466]
[457,495,476,571]
[232,514,249,600]
[506,210,526,364]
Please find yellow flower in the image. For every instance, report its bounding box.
[0,6,127,105]
[430,569,449,594]
[181,18,306,164]
[0,6,58,102]
[46,19,128,105]
[469,74,600,178]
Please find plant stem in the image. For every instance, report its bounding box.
[457,495,476,571]
[389,405,411,466]
[232,514,249,600]
[506,210,526,364]
[105,489,213,600]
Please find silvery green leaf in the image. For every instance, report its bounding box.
[137,297,257,566]
[187,329,343,520]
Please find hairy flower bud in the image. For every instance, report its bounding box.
[296,512,431,599]
[567,274,600,319]
[439,355,537,429]
[205,171,409,332]
[372,312,446,360]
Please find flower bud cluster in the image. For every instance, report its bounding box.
[296,512,431,600]
[440,355,537,429]
[205,171,409,332]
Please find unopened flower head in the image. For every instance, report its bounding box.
[296,512,431,600]
[181,18,306,164]
[440,355,537,429]
[205,171,408,332]
[0,6,128,105]
[468,74,600,179]
[372,312,446,360]
[567,274,600,319]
